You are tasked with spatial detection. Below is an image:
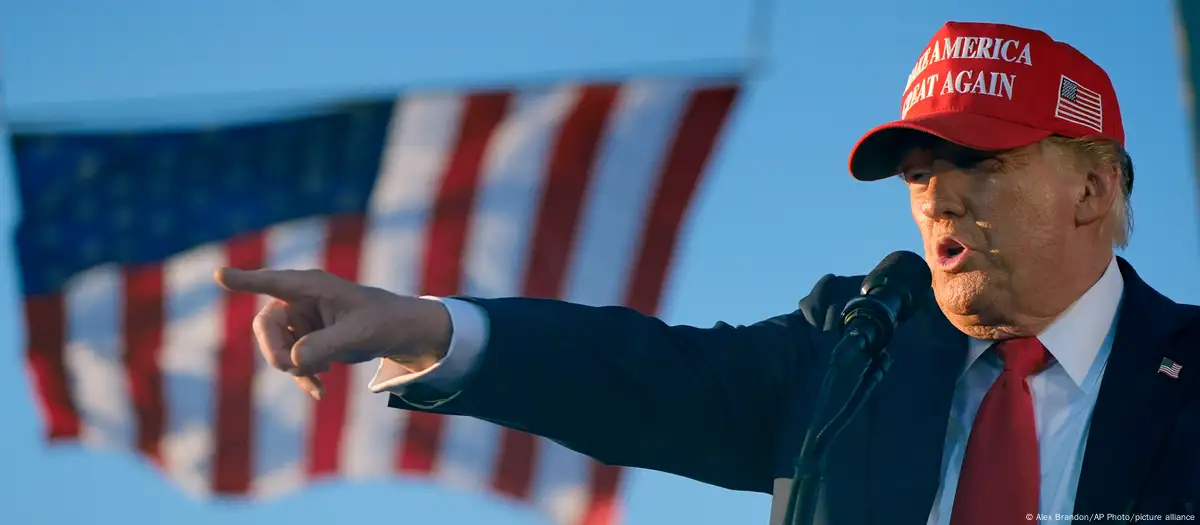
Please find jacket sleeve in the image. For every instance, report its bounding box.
[387,274,855,494]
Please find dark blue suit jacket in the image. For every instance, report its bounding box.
[389,257,1200,524]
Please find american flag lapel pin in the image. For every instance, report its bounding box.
[1157,357,1183,379]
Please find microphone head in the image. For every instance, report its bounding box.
[860,250,932,326]
[839,250,932,352]
[862,250,931,297]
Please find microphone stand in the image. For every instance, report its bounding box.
[778,249,927,525]
[782,325,894,525]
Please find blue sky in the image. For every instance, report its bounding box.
[1,1,1197,524]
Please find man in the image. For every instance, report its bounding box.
[215,21,1200,524]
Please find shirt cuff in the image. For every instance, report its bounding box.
[367,296,489,395]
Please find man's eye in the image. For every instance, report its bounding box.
[902,169,931,183]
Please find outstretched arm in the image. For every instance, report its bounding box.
[383,293,830,493]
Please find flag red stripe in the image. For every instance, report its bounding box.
[580,84,738,524]
[520,84,621,298]
[308,215,368,477]
[494,84,622,501]
[24,294,80,440]
[123,264,166,464]
[624,86,739,314]
[213,232,266,493]
[580,463,624,525]
[400,91,513,474]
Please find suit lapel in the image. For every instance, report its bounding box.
[867,289,965,524]
[1073,258,1200,516]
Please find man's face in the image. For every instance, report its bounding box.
[899,138,1083,333]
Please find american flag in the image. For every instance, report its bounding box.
[1158,357,1183,379]
[16,79,740,524]
[1054,75,1104,133]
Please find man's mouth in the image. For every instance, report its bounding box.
[936,237,970,269]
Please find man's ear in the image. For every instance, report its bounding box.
[1075,162,1120,227]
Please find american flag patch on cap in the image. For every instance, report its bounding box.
[1055,75,1103,132]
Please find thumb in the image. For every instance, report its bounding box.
[214,267,326,300]
[290,319,378,373]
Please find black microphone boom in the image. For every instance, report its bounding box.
[783,250,932,525]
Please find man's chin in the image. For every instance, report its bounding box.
[933,271,994,317]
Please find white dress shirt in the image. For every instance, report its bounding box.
[368,256,1125,523]
[927,255,1124,524]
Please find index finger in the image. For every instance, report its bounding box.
[213,267,324,300]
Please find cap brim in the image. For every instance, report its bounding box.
[847,112,1053,181]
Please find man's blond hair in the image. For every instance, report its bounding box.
[1043,136,1134,249]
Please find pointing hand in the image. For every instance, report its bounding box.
[213,268,452,400]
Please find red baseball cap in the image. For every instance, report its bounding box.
[848,21,1125,181]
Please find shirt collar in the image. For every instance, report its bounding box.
[963,255,1124,387]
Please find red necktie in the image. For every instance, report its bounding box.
[950,337,1049,525]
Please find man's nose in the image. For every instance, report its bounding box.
[918,171,967,219]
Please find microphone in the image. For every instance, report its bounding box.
[783,251,932,525]
[838,250,932,361]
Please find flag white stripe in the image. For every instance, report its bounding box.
[340,94,465,478]
[1071,87,1100,100]
[363,94,467,239]
[1056,108,1101,127]
[160,243,225,496]
[1054,105,1102,131]
[1055,113,1102,132]
[250,217,327,497]
[433,88,581,494]
[530,79,693,524]
[560,79,692,308]
[1058,100,1101,119]
[1063,106,1102,123]
[461,87,579,299]
[63,265,131,449]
